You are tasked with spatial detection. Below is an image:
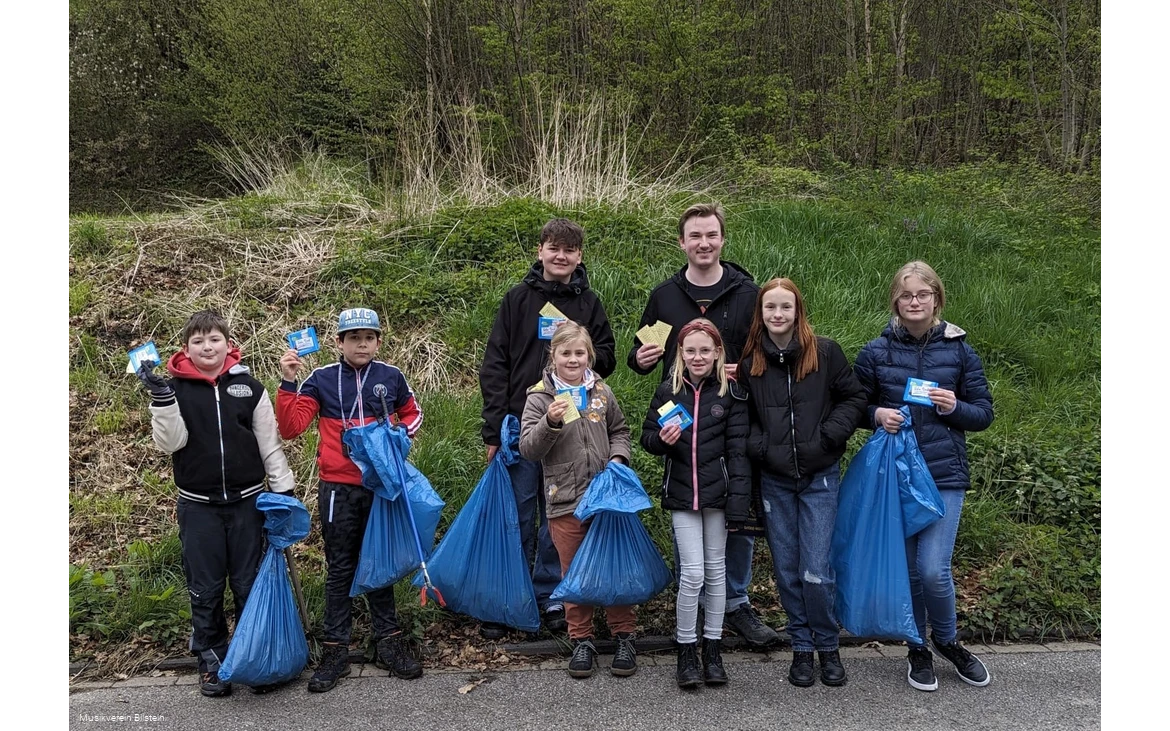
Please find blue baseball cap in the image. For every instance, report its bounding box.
[337,308,382,334]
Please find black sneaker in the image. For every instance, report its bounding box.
[610,632,637,677]
[544,604,567,632]
[567,638,597,678]
[307,643,351,693]
[818,650,847,686]
[676,642,702,689]
[701,638,728,686]
[724,605,780,649]
[479,622,508,640]
[931,638,990,687]
[907,646,939,691]
[788,651,815,687]
[376,632,424,679]
[200,671,232,697]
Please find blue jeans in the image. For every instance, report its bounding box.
[509,457,562,608]
[760,463,841,652]
[906,489,966,647]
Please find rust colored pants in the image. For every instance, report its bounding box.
[548,513,637,639]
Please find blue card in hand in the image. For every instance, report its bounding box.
[127,341,161,373]
[538,316,566,340]
[903,377,939,406]
[657,403,694,431]
[286,327,320,356]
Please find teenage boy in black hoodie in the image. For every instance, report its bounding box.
[479,218,617,639]
[627,202,780,649]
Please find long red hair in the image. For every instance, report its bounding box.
[741,278,819,381]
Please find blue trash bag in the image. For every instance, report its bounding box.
[219,493,311,687]
[831,413,945,644]
[550,511,672,607]
[574,461,653,520]
[347,424,445,596]
[411,415,540,631]
[343,420,414,501]
[890,407,946,538]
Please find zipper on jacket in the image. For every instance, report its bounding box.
[691,382,702,510]
[786,369,802,478]
[662,458,672,500]
[214,385,227,501]
[328,490,336,522]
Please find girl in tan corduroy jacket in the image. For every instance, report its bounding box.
[519,321,633,680]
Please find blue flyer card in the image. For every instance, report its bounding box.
[127,341,161,374]
[537,316,566,340]
[556,385,587,411]
[286,326,321,356]
[657,403,694,431]
[903,377,939,406]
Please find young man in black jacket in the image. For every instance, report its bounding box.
[627,203,780,649]
[479,218,617,638]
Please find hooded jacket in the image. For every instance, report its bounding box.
[640,372,752,522]
[149,348,294,503]
[627,261,759,382]
[853,320,994,491]
[739,335,867,481]
[518,370,632,520]
[480,261,616,446]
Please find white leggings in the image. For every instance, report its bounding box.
[672,508,728,643]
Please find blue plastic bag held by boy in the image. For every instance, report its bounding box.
[411,415,541,631]
[218,493,311,687]
[343,423,445,597]
[550,462,672,607]
[831,407,944,643]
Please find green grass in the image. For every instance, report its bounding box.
[69,163,1100,652]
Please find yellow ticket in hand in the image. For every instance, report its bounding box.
[638,320,673,349]
[657,400,678,417]
[540,302,568,320]
[554,391,581,424]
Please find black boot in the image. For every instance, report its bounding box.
[788,651,815,687]
[676,642,702,689]
[376,632,423,679]
[701,638,728,686]
[819,649,847,686]
[723,605,780,649]
[199,671,232,698]
[307,643,351,693]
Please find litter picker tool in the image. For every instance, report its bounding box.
[283,547,311,632]
[376,387,446,608]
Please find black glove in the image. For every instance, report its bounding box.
[725,521,744,533]
[136,360,174,405]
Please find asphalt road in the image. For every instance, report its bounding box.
[69,646,1100,730]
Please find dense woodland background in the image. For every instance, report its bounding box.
[70,0,1099,211]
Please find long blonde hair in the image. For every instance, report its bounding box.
[670,318,729,397]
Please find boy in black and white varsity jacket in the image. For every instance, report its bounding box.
[136,310,294,698]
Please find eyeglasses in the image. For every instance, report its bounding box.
[897,291,935,304]
[683,348,717,358]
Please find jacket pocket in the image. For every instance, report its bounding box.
[662,458,672,500]
[719,457,730,489]
[543,461,579,506]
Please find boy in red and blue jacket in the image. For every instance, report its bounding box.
[276,307,424,692]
